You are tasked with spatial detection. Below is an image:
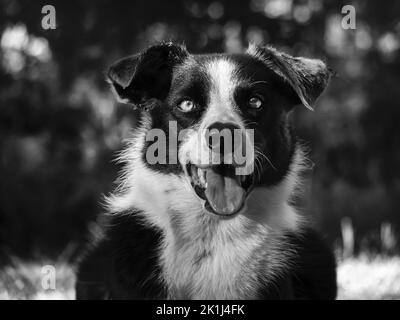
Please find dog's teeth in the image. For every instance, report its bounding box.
[198,168,206,186]
[191,166,197,177]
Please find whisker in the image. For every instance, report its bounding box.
[248,80,268,86]
[254,147,278,172]
[254,156,262,181]
[242,119,258,127]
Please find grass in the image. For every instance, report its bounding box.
[337,255,400,299]
[0,255,399,300]
[0,258,75,300]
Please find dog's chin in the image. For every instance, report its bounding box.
[186,163,254,218]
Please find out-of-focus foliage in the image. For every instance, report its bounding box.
[0,0,399,259]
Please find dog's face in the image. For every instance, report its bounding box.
[108,43,330,217]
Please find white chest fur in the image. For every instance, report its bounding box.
[160,217,265,299]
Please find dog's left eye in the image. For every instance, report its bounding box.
[178,99,195,112]
[248,96,263,109]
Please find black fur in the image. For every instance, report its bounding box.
[76,213,166,300]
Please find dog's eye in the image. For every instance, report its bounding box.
[248,96,263,109]
[178,99,195,112]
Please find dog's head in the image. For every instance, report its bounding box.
[108,43,331,217]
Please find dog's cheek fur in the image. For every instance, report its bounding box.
[141,104,186,175]
[255,108,296,187]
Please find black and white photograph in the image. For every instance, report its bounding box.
[0,0,399,304]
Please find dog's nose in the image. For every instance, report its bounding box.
[206,122,241,154]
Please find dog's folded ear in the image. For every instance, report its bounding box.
[247,44,332,110]
[108,43,189,106]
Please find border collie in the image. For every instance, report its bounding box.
[75,42,337,300]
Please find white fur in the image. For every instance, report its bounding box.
[245,147,307,231]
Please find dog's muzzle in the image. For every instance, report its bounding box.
[185,122,254,217]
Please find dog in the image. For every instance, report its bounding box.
[75,42,337,300]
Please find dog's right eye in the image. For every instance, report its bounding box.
[248,96,263,109]
[177,99,195,112]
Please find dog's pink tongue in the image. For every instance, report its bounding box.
[205,168,245,216]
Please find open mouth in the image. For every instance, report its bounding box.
[186,163,254,217]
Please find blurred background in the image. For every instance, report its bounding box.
[0,0,399,299]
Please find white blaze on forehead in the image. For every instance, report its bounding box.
[205,58,237,112]
[182,57,256,173]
